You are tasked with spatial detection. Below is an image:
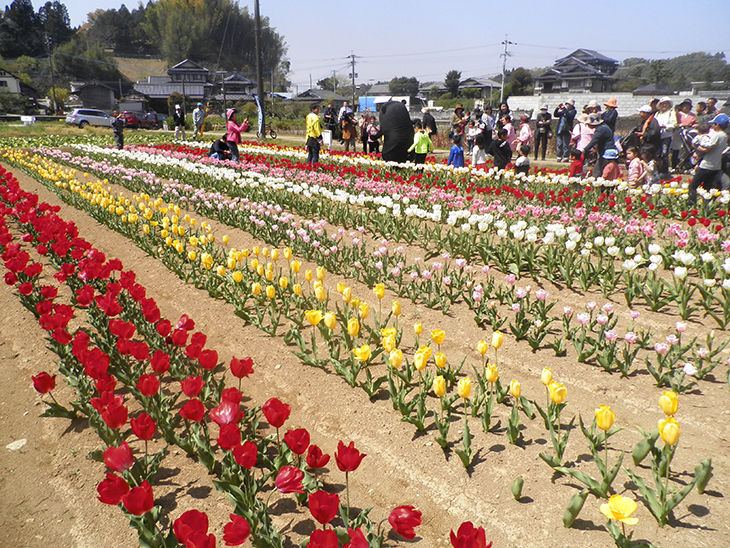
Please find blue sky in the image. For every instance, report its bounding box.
[63,0,729,90]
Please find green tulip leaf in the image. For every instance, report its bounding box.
[563,488,589,528]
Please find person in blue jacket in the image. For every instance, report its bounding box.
[448,134,465,167]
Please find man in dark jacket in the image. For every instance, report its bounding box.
[208,134,231,161]
[635,105,662,152]
[581,113,616,177]
[323,103,337,136]
[422,107,437,136]
[554,99,576,162]
[111,111,125,150]
[374,100,414,163]
[173,104,186,141]
[534,105,552,160]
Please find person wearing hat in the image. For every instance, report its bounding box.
[601,98,618,132]
[534,105,552,161]
[601,148,621,181]
[688,113,729,206]
[554,99,576,162]
[173,104,186,141]
[655,97,677,169]
[192,102,206,140]
[671,100,698,170]
[634,105,661,157]
[451,104,466,138]
[580,113,615,177]
[514,114,533,152]
[305,103,324,164]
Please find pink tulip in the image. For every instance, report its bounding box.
[654,343,670,355]
[666,334,679,346]
[675,322,687,333]
[624,332,638,344]
[596,315,608,326]
[576,313,590,325]
[535,289,548,300]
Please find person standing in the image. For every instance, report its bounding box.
[554,99,576,162]
[580,113,615,177]
[192,103,205,140]
[655,97,677,170]
[407,120,433,164]
[688,113,729,206]
[323,102,337,135]
[601,98,618,132]
[534,104,552,161]
[514,114,532,151]
[111,110,125,150]
[422,107,437,136]
[451,104,467,138]
[173,104,186,141]
[634,105,662,154]
[305,102,324,164]
[225,108,247,162]
[359,113,370,153]
[341,111,358,152]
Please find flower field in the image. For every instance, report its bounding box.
[1,135,729,548]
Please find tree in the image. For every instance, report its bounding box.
[648,60,669,85]
[389,76,419,96]
[39,1,74,44]
[506,67,534,96]
[444,70,461,97]
[317,74,348,92]
[0,0,44,57]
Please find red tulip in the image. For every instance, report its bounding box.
[32,371,56,394]
[95,374,117,394]
[388,505,422,540]
[174,509,209,545]
[150,351,170,375]
[218,423,242,451]
[140,298,160,323]
[306,529,338,548]
[136,374,160,397]
[221,387,242,404]
[275,465,304,494]
[308,490,340,525]
[230,356,254,379]
[40,286,57,300]
[198,349,219,370]
[101,399,128,430]
[130,342,149,361]
[223,514,251,546]
[4,271,18,285]
[24,262,43,277]
[171,329,189,346]
[51,328,72,345]
[186,530,216,548]
[103,441,134,472]
[97,473,130,505]
[18,282,33,295]
[177,314,195,331]
[156,319,172,337]
[344,528,369,548]
[335,441,366,472]
[180,399,205,422]
[185,343,202,360]
[450,521,492,548]
[74,285,95,307]
[233,440,258,469]
[122,480,154,515]
[284,428,310,456]
[306,444,330,469]
[109,319,136,340]
[130,413,156,441]
[210,400,240,425]
[262,397,291,429]
[180,375,204,398]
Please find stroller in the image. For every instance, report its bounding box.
[672,127,698,174]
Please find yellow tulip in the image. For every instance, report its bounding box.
[414,323,423,335]
[358,302,370,319]
[541,367,553,386]
[242,249,250,257]
[435,353,447,369]
[548,381,567,404]
[252,282,262,296]
[316,266,326,280]
[600,495,639,525]
[261,247,269,258]
[658,391,678,416]
[143,224,150,234]
[336,282,345,294]
[253,246,260,256]
[509,380,521,400]
[188,251,197,261]
[433,375,446,398]
[492,331,504,350]
[313,280,323,291]
[222,235,229,244]
[315,286,327,303]
[279,277,288,289]
[417,345,432,360]
[271,249,279,261]
[216,265,226,276]
[250,258,259,271]
[477,340,489,355]
[266,285,276,299]
[392,300,402,316]
[291,260,301,273]
[458,377,472,399]
[382,336,396,353]
[485,363,499,384]
[257,265,265,277]
[353,345,371,362]
[381,327,397,339]
[349,297,360,308]
[293,283,303,296]
[595,405,615,432]
[305,309,323,326]
[232,271,243,283]
[324,312,336,330]
[342,287,352,303]
[227,257,237,269]
[347,318,360,337]
[284,247,292,260]
[414,351,428,371]
[658,417,680,446]
[430,329,445,345]
[373,283,385,299]
[389,349,403,369]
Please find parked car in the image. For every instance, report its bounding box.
[119,111,142,128]
[142,112,167,130]
[65,108,114,128]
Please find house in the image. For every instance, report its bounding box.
[290,89,349,106]
[211,72,257,103]
[0,67,36,99]
[72,80,116,111]
[534,49,618,94]
[418,76,501,100]
[133,59,215,111]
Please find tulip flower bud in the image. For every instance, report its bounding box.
[414,351,427,371]
[284,247,292,260]
[348,318,360,337]
[279,277,288,289]
[305,310,323,326]
[541,367,553,386]
[271,249,279,261]
[477,340,489,355]
[658,417,680,446]
[223,235,229,244]
[265,270,273,282]
[485,363,499,384]
[291,260,301,274]
[595,405,615,431]
[336,282,345,294]
[266,285,276,299]
[293,284,303,296]
[435,353,447,369]
[316,266,326,280]
[417,345,432,360]
[257,265,264,276]
[492,331,504,350]
[392,300,402,316]
[324,312,336,330]
[389,349,403,369]
[342,287,352,303]
[305,269,314,282]
[358,302,370,319]
[250,258,259,271]
[252,282,262,296]
[253,246,260,256]
[548,381,567,404]
[509,379,521,400]
[315,286,327,303]
[430,329,445,345]
[383,336,396,353]
[458,377,472,399]
[374,283,385,299]
[232,271,243,283]
[433,375,446,398]
[353,345,371,362]
[188,251,197,261]
[349,297,359,308]
[242,249,250,257]
[414,323,423,335]
[658,391,678,416]
[262,247,269,258]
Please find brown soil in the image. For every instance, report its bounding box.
[1,162,729,548]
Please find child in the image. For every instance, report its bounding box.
[407,120,433,164]
[626,147,646,186]
[514,114,533,151]
[641,146,661,185]
[514,145,531,175]
[448,134,465,168]
[601,148,621,181]
[568,149,584,177]
[466,120,479,154]
[501,115,516,150]
[472,132,487,170]
[487,129,512,171]
[691,123,711,166]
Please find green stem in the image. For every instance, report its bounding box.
[345,471,351,526]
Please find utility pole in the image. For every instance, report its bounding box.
[500,35,514,105]
[45,34,58,115]
[347,53,358,109]
[332,70,337,94]
[253,0,265,138]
